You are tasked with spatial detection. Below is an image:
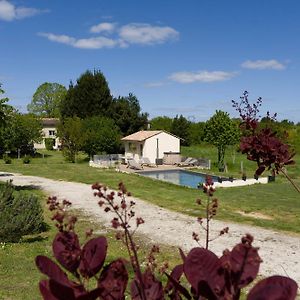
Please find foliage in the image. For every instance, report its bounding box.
[150,116,173,132]
[23,155,31,164]
[171,114,191,146]
[0,181,44,242]
[2,153,11,164]
[232,91,299,193]
[110,93,148,136]
[81,116,121,156]
[57,117,84,163]
[205,110,240,170]
[60,70,112,119]
[0,83,13,128]
[0,112,42,155]
[36,182,298,299]
[189,121,206,145]
[45,138,55,151]
[27,82,67,118]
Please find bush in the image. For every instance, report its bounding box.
[2,153,11,164]
[0,181,44,242]
[44,138,55,151]
[23,155,31,164]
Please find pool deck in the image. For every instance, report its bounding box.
[112,163,268,188]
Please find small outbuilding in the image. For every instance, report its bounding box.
[121,130,181,164]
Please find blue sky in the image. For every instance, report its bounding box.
[1,0,299,122]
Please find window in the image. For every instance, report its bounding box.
[49,130,56,136]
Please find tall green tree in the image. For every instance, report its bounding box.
[110,93,148,136]
[171,115,191,146]
[1,113,42,154]
[150,116,173,132]
[57,117,84,163]
[189,122,206,145]
[27,82,67,118]
[82,117,120,157]
[204,110,240,170]
[60,70,112,119]
[0,84,13,127]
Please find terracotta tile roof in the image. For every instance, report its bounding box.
[121,130,162,141]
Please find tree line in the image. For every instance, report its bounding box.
[1,70,299,167]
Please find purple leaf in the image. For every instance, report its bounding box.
[247,275,298,300]
[36,256,70,286]
[131,269,164,300]
[228,242,261,288]
[48,279,76,300]
[183,247,223,299]
[79,236,107,278]
[98,258,128,300]
[165,264,184,292]
[53,231,81,273]
[39,280,58,300]
[165,269,191,300]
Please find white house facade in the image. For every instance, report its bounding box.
[121,130,180,164]
[34,118,61,150]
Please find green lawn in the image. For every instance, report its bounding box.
[0,188,181,299]
[1,148,300,233]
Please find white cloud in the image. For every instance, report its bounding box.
[119,23,179,45]
[39,22,179,49]
[0,0,46,21]
[90,22,116,33]
[38,32,118,49]
[241,59,286,70]
[169,70,237,83]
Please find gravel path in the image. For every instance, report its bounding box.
[1,172,299,284]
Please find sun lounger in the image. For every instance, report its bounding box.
[141,157,157,167]
[127,159,143,170]
[177,157,198,167]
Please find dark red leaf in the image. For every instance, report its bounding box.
[36,256,70,286]
[183,247,223,298]
[131,269,164,300]
[79,236,107,278]
[98,258,128,300]
[77,288,104,300]
[179,248,186,262]
[39,280,58,300]
[53,231,81,273]
[229,242,261,288]
[165,264,184,292]
[165,270,191,300]
[247,275,298,300]
[48,279,76,300]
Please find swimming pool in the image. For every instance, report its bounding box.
[139,169,221,189]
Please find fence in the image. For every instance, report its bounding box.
[91,154,122,168]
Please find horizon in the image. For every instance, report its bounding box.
[1,0,299,122]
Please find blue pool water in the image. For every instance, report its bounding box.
[139,169,220,189]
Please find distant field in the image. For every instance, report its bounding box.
[0,147,299,233]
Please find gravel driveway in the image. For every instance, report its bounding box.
[1,172,299,284]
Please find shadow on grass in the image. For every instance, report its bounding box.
[14,184,42,191]
[0,173,14,177]
[21,235,49,244]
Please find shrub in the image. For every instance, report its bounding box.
[0,181,44,242]
[36,181,298,299]
[3,153,11,164]
[44,138,55,151]
[23,155,31,164]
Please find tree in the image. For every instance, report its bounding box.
[0,83,13,127]
[60,70,112,119]
[57,117,84,163]
[171,115,191,146]
[150,116,173,132]
[82,117,121,157]
[110,93,148,136]
[0,113,42,155]
[189,122,206,145]
[204,110,240,170]
[27,82,67,118]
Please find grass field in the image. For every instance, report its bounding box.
[0,187,181,299]
[0,147,299,234]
